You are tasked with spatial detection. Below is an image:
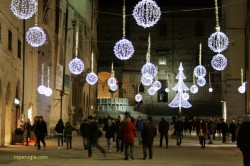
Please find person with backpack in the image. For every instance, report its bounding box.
[55,119,65,149]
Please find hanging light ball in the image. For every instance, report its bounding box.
[194,65,206,78]
[135,93,142,102]
[197,77,206,87]
[208,31,229,53]
[44,87,52,97]
[211,54,227,71]
[209,87,213,93]
[141,75,153,86]
[26,26,46,47]
[141,62,157,79]
[190,85,198,94]
[69,57,85,75]
[37,85,46,94]
[133,0,161,28]
[107,77,117,87]
[114,38,134,60]
[182,92,190,101]
[148,87,156,95]
[238,84,246,93]
[86,72,98,85]
[110,84,118,92]
[153,80,162,91]
[10,0,37,19]
[165,87,169,93]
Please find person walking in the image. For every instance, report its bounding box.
[237,114,250,166]
[35,116,47,150]
[199,121,208,149]
[103,118,115,152]
[221,119,228,143]
[55,119,65,149]
[33,116,39,146]
[64,121,74,150]
[229,120,237,143]
[136,116,144,146]
[158,117,169,148]
[142,117,157,160]
[121,116,136,160]
[207,119,215,144]
[23,118,31,146]
[115,115,124,153]
[80,119,89,150]
[174,117,183,146]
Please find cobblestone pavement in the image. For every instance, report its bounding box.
[0,134,243,166]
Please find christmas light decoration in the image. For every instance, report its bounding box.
[165,88,169,93]
[148,86,156,95]
[238,69,246,93]
[86,53,98,85]
[194,43,206,78]
[110,84,118,92]
[107,62,117,87]
[114,0,134,60]
[44,66,52,97]
[197,77,206,87]
[165,73,170,93]
[169,62,192,112]
[211,54,227,71]
[209,87,213,93]
[133,0,161,28]
[182,92,190,101]
[141,75,153,86]
[141,33,157,79]
[208,74,213,93]
[190,72,198,94]
[208,0,229,53]
[69,26,85,75]
[37,63,46,94]
[135,85,142,102]
[153,80,162,91]
[11,0,36,19]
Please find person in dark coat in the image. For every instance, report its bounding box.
[55,119,65,149]
[33,116,39,146]
[103,118,115,152]
[221,119,228,143]
[158,117,169,148]
[64,121,74,149]
[207,119,216,144]
[174,117,183,146]
[142,117,157,160]
[115,115,124,153]
[229,120,238,143]
[35,116,47,150]
[136,116,145,146]
[80,119,89,150]
[23,118,31,146]
[237,114,250,166]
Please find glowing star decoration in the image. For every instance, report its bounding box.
[209,87,213,93]
[11,0,36,19]
[86,53,98,85]
[26,26,46,47]
[148,86,156,95]
[135,93,142,102]
[211,54,227,71]
[165,87,169,93]
[110,84,118,92]
[133,0,161,28]
[153,80,162,91]
[141,75,153,86]
[208,30,229,53]
[182,92,190,101]
[190,85,198,94]
[197,77,206,87]
[169,62,192,112]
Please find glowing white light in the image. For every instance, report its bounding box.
[182,92,190,101]
[209,87,213,93]
[141,62,157,79]
[238,82,246,93]
[107,77,117,87]
[141,75,153,86]
[14,98,20,105]
[190,85,198,94]
[211,54,227,71]
[148,87,156,95]
[26,26,46,47]
[69,57,85,75]
[37,85,46,95]
[165,87,169,93]
[110,84,118,92]
[114,38,134,60]
[168,92,192,108]
[10,0,36,19]
[197,77,206,87]
[135,93,142,102]
[86,72,98,85]
[153,80,162,91]
[208,31,229,53]
[44,87,52,97]
[194,65,206,78]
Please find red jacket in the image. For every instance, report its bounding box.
[121,122,136,143]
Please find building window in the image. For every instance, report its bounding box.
[8,30,12,50]
[18,39,21,59]
[157,80,168,102]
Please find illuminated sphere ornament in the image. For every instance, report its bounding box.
[26,26,46,47]
[190,85,198,94]
[238,83,246,93]
[114,38,134,60]
[165,87,169,93]
[135,94,142,102]
[208,31,229,53]
[37,85,46,94]
[107,77,117,87]
[86,72,98,85]
[10,0,36,19]
[182,92,190,101]
[194,65,206,78]
[148,87,156,95]
[211,54,227,71]
[197,77,206,87]
[44,87,52,97]
[153,80,162,91]
[141,62,157,79]
[133,0,161,28]
[110,84,118,92]
[141,75,153,86]
[69,57,85,75]
[209,87,213,93]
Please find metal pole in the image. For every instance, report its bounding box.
[22,20,25,114]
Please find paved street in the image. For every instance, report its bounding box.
[0,134,243,166]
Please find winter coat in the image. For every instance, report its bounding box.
[80,121,89,137]
[237,122,250,151]
[200,123,208,138]
[87,120,101,140]
[142,122,157,144]
[64,123,74,137]
[207,121,216,134]
[103,123,115,138]
[136,120,145,131]
[35,121,47,137]
[229,123,237,134]
[158,119,169,134]
[55,122,65,135]
[121,122,136,143]
[23,122,31,138]
[221,122,228,134]
[174,120,183,134]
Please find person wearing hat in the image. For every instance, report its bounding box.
[237,114,250,166]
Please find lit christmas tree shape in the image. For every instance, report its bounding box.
[211,54,227,71]
[11,0,37,19]
[141,61,157,79]
[153,80,162,91]
[197,77,206,87]
[190,85,198,94]
[26,26,46,47]
[114,38,134,60]
[208,31,229,53]
[69,57,85,75]
[141,75,153,86]
[86,72,98,85]
[169,63,192,110]
[135,93,142,102]
[133,0,161,28]
[107,77,117,87]
[148,86,156,95]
